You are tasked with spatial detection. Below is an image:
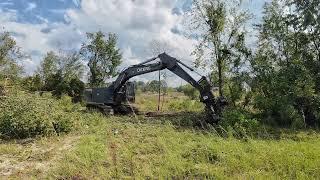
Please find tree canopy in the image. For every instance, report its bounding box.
[80,31,122,87]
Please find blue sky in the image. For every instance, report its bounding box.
[0,0,268,84]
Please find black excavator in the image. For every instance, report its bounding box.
[84,53,226,123]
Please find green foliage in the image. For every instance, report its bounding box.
[44,70,68,98]
[204,1,226,35]
[221,108,260,137]
[59,52,84,82]
[249,0,320,127]
[192,0,251,96]
[134,81,145,91]
[43,71,85,101]
[81,31,122,87]
[0,31,23,81]
[34,51,86,101]
[38,51,59,81]
[1,92,320,179]
[68,78,85,103]
[176,84,199,100]
[0,92,82,139]
[168,99,203,112]
[21,74,43,92]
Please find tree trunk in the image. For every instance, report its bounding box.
[217,58,223,97]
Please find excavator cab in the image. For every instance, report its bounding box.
[84,82,135,106]
[116,82,135,103]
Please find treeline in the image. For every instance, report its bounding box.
[134,80,169,93]
[0,31,122,103]
[133,81,199,100]
[191,0,320,128]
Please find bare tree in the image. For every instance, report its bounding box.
[147,39,173,111]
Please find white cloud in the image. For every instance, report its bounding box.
[0,11,83,72]
[25,2,37,12]
[0,0,202,86]
[21,57,38,75]
[72,0,80,7]
[65,0,201,85]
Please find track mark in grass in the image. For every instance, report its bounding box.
[109,141,118,178]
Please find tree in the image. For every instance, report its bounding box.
[190,0,251,97]
[143,80,167,92]
[44,70,67,97]
[80,31,122,87]
[38,51,85,101]
[250,0,320,127]
[38,51,59,82]
[21,74,43,92]
[134,81,146,91]
[58,52,84,82]
[0,31,23,81]
[148,39,173,110]
[0,32,17,65]
[68,77,85,103]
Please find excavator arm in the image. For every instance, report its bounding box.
[111,53,224,122]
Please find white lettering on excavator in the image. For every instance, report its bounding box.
[137,67,151,73]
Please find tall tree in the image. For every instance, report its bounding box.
[190,0,251,97]
[0,31,23,81]
[37,51,85,101]
[251,0,320,127]
[58,52,84,82]
[38,51,59,82]
[80,31,122,87]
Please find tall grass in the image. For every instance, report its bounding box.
[1,91,320,179]
[50,116,320,179]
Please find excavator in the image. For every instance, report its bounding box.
[84,53,226,123]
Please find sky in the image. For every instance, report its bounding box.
[0,0,268,86]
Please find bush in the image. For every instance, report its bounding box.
[220,108,260,138]
[0,92,82,139]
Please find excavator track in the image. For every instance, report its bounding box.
[113,104,139,115]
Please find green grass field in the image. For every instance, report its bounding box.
[1,93,320,179]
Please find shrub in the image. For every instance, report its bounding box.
[0,92,82,139]
[220,108,260,138]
